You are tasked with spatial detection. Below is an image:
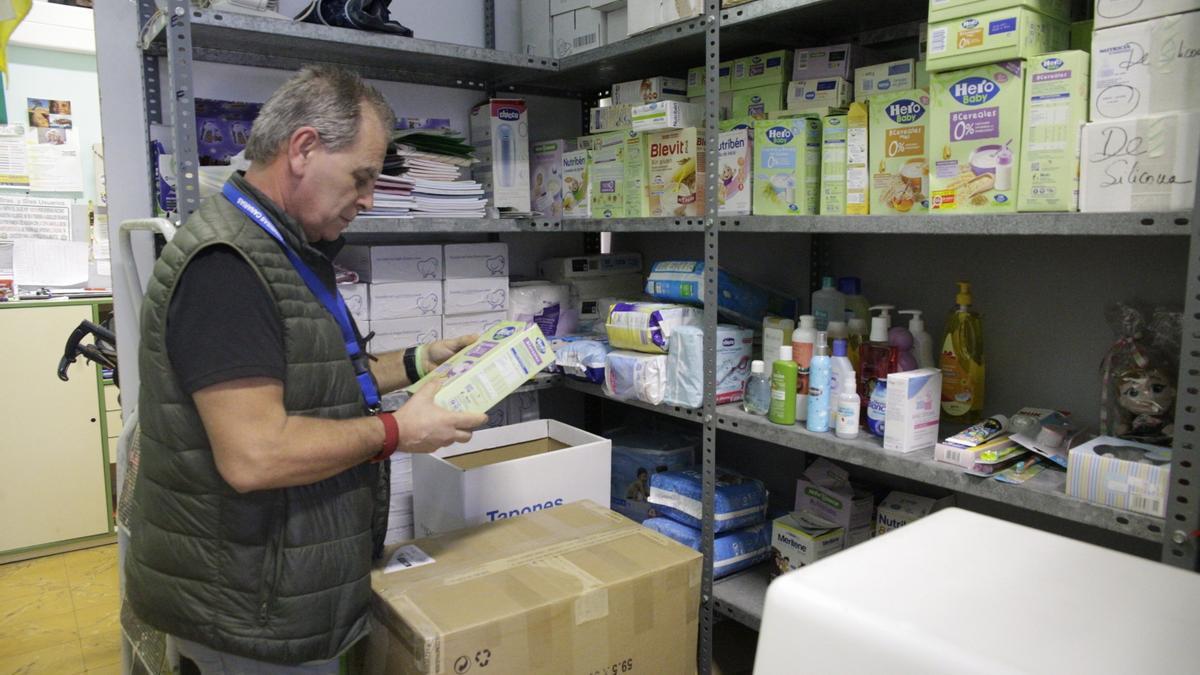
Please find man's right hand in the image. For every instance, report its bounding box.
[390,378,489,454]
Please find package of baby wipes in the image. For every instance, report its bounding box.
[648,468,768,532]
[644,260,797,327]
[605,301,703,353]
[603,350,668,405]
[665,325,754,408]
[642,518,771,578]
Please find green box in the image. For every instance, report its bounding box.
[731,50,792,91]
[927,0,1070,23]
[720,117,756,132]
[1018,51,1089,212]
[927,7,1068,73]
[620,130,651,217]
[731,84,786,121]
[868,89,931,215]
[753,115,821,215]
[589,136,625,218]
[687,61,732,97]
[820,114,848,215]
[916,60,931,91]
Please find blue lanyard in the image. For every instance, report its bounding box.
[222,182,381,412]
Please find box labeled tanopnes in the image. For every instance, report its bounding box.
[869,89,931,214]
[753,115,821,215]
[644,127,705,217]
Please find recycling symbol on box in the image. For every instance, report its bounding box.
[475,650,492,667]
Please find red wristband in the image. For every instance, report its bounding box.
[372,413,400,463]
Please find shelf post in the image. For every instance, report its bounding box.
[164,0,201,224]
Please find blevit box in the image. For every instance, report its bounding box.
[368,281,442,320]
[875,490,953,535]
[820,114,848,215]
[929,61,1026,213]
[441,311,508,339]
[369,317,442,353]
[443,277,509,315]
[769,512,843,577]
[520,0,552,56]
[753,115,822,215]
[611,76,688,105]
[869,89,931,215]
[854,59,917,102]
[443,242,508,278]
[791,43,855,81]
[1090,12,1200,122]
[337,244,442,282]
[883,368,942,453]
[1018,51,1089,212]
[531,139,572,219]
[731,83,787,120]
[469,99,531,213]
[1066,436,1172,517]
[588,103,634,131]
[927,8,1068,73]
[631,100,701,132]
[786,77,852,111]
[561,149,590,218]
[732,50,793,90]
[644,127,706,217]
[551,8,603,57]
[539,252,643,279]
[337,283,369,323]
[687,62,732,97]
[1093,0,1200,30]
[1080,111,1200,212]
[717,129,752,216]
[928,0,1070,23]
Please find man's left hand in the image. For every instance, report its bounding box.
[422,334,478,374]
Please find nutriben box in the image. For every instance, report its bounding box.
[929,61,1025,213]
[753,115,822,215]
[1018,51,1089,212]
[718,129,752,216]
[561,149,590,218]
[644,128,706,218]
[869,89,931,215]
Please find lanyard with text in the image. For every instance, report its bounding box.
[222,182,381,413]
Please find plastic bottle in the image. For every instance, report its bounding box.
[743,360,771,416]
[847,317,868,373]
[811,276,846,331]
[827,320,848,351]
[858,304,895,417]
[806,333,832,433]
[838,276,871,323]
[835,374,861,440]
[940,281,985,423]
[769,345,798,426]
[888,325,919,372]
[792,315,816,422]
[829,338,855,406]
[763,316,794,367]
[995,146,1014,191]
[867,377,888,437]
[900,309,934,369]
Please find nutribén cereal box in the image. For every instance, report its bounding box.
[868,89,930,214]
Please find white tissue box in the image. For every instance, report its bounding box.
[442,311,509,339]
[1090,12,1200,121]
[368,316,442,353]
[1066,436,1172,517]
[1080,111,1200,212]
[337,244,442,282]
[368,281,442,320]
[338,283,369,323]
[443,242,509,278]
[443,278,509,315]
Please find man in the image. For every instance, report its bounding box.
[125,66,487,673]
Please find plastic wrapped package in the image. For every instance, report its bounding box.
[606,302,702,353]
[603,351,668,405]
[1100,304,1181,446]
[648,468,768,532]
[508,281,578,336]
[609,428,696,522]
[549,335,612,383]
[643,518,771,578]
[665,324,754,408]
[644,260,798,327]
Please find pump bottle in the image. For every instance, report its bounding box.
[940,282,985,423]
[806,332,832,433]
[858,305,897,418]
[900,309,934,369]
[792,315,816,422]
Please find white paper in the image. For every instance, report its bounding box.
[383,544,435,573]
[0,124,30,189]
[0,195,72,239]
[13,238,88,287]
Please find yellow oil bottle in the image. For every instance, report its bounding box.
[939,281,985,423]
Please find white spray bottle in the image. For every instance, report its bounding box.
[899,310,934,369]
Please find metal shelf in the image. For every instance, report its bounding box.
[712,563,771,632]
[718,212,1193,236]
[713,405,1166,542]
[344,217,558,237]
[558,378,705,423]
[559,217,708,232]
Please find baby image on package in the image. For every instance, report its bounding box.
[869,89,930,214]
[718,129,751,216]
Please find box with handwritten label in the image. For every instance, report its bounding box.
[1080,111,1200,212]
[1090,12,1200,122]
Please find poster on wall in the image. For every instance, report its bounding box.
[0,124,30,188]
[0,195,72,240]
[24,97,83,192]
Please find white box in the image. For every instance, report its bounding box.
[1080,111,1200,212]
[521,0,552,56]
[337,283,369,323]
[552,8,604,57]
[412,419,612,537]
[442,311,509,339]
[550,0,589,14]
[443,242,509,278]
[875,490,953,536]
[470,100,531,213]
[443,277,510,315]
[336,244,442,282]
[627,0,701,35]
[786,77,852,111]
[631,101,701,132]
[883,368,942,453]
[539,252,643,279]
[854,59,917,101]
[368,281,442,320]
[1066,436,1172,517]
[368,316,442,353]
[590,0,625,9]
[605,5,628,41]
[793,458,875,547]
[611,76,688,105]
[1090,12,1200,122]
[1093,0,1200,29]
[589,103,635,131]
[769,512,844,577]
[792,43,856,81]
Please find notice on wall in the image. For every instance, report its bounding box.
[13,238,88,288]
[23,98,83,192]
[0,124,30,188]
[0,195,72,240]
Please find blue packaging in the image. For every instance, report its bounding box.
[648,468,768,532]
[644,260,797,327]
[867,379,887,437]
[609,429,696,522]
[643,518,771,578]
[195,98,261,166]
[548,335,611,383]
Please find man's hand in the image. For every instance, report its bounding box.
[421,333,478,374]
[390,378,488,454]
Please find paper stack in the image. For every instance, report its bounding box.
[390,129,487,218]
[360,173,415,219]
[386,453,415,545]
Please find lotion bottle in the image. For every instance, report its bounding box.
[792,315,816,422]
[900,309,934,369]
[806,333,832,433]
[769,345,798,426]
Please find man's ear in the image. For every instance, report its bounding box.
[287,126,321,176]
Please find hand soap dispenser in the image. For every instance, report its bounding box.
[900,309,934,369]
[940,282,985,423]
[858,305,896,416]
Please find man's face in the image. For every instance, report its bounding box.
[294,106,388,242]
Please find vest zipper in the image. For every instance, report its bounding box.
[258,495,287,626]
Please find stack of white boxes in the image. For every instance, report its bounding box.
[442,242,510,338]
[386,454,415,545]
[522,0,628,59]
[1081,1,1200,212]
[336,244,445,351]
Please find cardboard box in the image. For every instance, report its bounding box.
[720,117,755,132]
[631,100,701,132]
[552,8,604,57]
[875,490,954,535]
[883,368,942,453]
[550,0,590,13]
[927,8,1068,73]
[916,59,930,90]
[611,76,688,104]
[793,458,874,546]
[868,89,931,215]
[717,129,752,216]
[770,512,844,578]
[368,281,442,320]
[1090,12,1200,122]
[929,61,1026,213]
[589,137,626,217]
[1093,0,1200,29]
[605,5,628,41]
[470,100,531,213]
[732,50,792,90]
[521,0,552,56]
[855,59,917,102]
[444,242,509,278]
[443,277,509,315]
[753,115,822,215]
[539,252,643,279]
[687,62,733,97]
[337,244,443,283]
[368,500,700,675]
[791,43,855,81]
[689,92,733,120]
[561,149,590,218]
[627,0,701,34]
[820,114,848,215]
[787,77,852,111]
[1018,51,1089,212]
[588,103,634,131]
[441,311,508,340]
[1080,111,1200,212]
[731,84,786,120]
[927,0,1070,23]
[370,317,442,353]
[531,139,572,219]
[338,283,369,323]
[1066,436,1172,518]
[846,102,869,214]
[644,127,706,217]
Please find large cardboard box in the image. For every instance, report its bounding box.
[338,244,443,282]
[1093,0,1200,29]
[1090,12,1200,122]
[444,242,509,278]
[927,0,1070,23]
[413,420,612,536]
[368,500,701,675]
[368,281,442,320]
[926,8,1068,73]
[1080,111,1200,212]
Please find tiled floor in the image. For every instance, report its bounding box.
[0,544,121,675]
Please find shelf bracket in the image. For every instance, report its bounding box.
[164,0,201,224]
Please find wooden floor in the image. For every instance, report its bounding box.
[0,544,121,674]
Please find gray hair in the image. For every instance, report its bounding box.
[244,65,395,163]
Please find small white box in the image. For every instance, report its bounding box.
[792,43,856,81]
[368,316,442,353]
[470,100,531,213]
[1080,111,1200,212]
[442,311,509,339]
[552,8,604,57]
[443,242,509,278]
[539,252,643,279]
[412,419,612,537]
[1090,12,1200,122]
[786,77,852,111]
[368,281,442,320]
[605,5,628,41]
[626,0,701,34]
[521,0,552,56]
[336,244,442,282]
[550,0,589,14]
[883,368,942,453]
[589,103,635,131]
[611,76,688,105]
[854,59,916,101]
[631,100,701,132]
[1066,436,1172,517]
[875,490,953,536]
[337,283,369,323]
[769,512,844,577]
[443,277,510,315]
[1093,0,1200,29]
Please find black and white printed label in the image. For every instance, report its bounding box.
[384,544,435,574]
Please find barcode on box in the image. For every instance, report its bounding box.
[944,448,963,465]
[575,34,597,48]
[1128,494,1163,517]
[930,27,948,54]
